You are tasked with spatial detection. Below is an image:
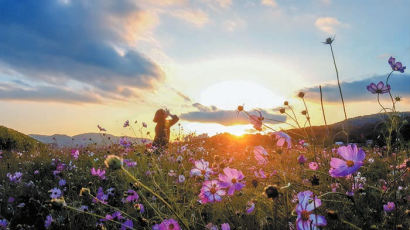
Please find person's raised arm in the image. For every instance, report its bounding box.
[169,114,179,127]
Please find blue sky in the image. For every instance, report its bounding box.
[0,0,409,136]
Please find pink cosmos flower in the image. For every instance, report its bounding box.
[199,180,226,203]
[254,147,268,165]
[190,159,213,179]
[155,219,180,230]
[309,162,319,171]
[254,169,267,178]
[218,167,245,196]
[254,146,268,156]
[71,149,79,159]
[273,131,291,148]
[366,81,391,94]
[249,111,263,131]
[295,191,327,230]
[329,145,365,178]
[221,223,230,230]
[91,168,106,180]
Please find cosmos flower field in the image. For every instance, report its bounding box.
[0,43,409,230]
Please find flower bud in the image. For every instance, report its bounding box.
[237,105,244,111]
[298,92,305,98]
[279,108,285,114]
[104,155,123,170]
[326,209,338,220]
[284,101,289,106]
[264,185,279,199]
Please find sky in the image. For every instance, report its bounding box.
[0,0,409,138]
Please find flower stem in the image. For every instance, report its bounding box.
[121,166,190,230]
[385,71,396,111]
[329,43,348,120]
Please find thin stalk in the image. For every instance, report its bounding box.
[121,167,190,230]
[319,85,329,133]
[287,106,302,128]
[340,219,362,230]
[65,205,136,230]
[329,43,348,120]
[385,71,396,111]
[377,94,388,113]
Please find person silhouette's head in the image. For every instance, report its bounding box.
[153,109,167,123]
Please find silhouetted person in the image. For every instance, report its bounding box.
[152,109,179,151]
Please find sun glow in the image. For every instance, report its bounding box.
[199,80,284,110]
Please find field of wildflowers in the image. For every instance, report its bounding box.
[0,39,409,230]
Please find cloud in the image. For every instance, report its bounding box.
[180,103,286,126]
[261,0,277,7]
[0,0,164,103]
[315,17,344,34]
[223,18,246,32]
[302,74,410,103]
[0,82,100,104]
[202,0,232,9]
[170,9,210,27]
[170,87,192,102]
[319,0,331,5]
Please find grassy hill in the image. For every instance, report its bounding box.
[286,112,410,145]
[0,126,44,151]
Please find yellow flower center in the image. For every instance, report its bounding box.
[346,160,355,167]
[301,210,310,221]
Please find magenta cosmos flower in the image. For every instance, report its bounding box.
[329,144,365,178]
[199,180,226,203]
[309,162,319,170]
[295,191,327,230]
[155,218,180,230]
[389,56,406,73]
[218,167,245,196]
[366,81,391,94]
[254,146,268,165]
[91,168,106,180]
[190,159,213,179]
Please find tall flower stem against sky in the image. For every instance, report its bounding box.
[324,38,347,120]
[385,70,396,111]
[328,41,348,121]
[324,37,349,143]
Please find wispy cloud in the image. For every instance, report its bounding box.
[0,82,100,104]
[170,9,210,27]
[261,0,277,8]
[180,103,286,126]
[170,87,192,102]
[315,17,345,34]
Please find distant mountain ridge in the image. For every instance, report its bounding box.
[29,133,149,147]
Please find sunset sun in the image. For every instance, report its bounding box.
[199,80,284,110]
